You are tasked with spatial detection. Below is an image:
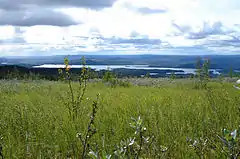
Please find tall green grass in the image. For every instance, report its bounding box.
[0,79,239,158]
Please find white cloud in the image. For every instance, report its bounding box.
[1,0,240,56]
[0,26,15,40]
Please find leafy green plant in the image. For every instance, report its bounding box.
[218,127,240,159]
[87,116,157,159]
[113,116,156,159]
[88,150,112,159]
[187,137,210,158]
[0,136,3,159]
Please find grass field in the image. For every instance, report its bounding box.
[0,79,240,158]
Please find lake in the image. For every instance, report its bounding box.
[33,64,222,75]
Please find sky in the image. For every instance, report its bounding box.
[0,0,240,56]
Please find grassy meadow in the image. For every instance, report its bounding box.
[0,78,240,158]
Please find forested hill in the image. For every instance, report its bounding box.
[0,65,190,80]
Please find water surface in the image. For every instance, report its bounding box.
[33,64,222,75]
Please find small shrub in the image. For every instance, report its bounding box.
[194,58,210,89]
[170,72,176,81]
[58,56,90,120]
[103,68,114,83]
[102,70,131,88]
[77,94,100,158]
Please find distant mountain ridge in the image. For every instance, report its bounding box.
[0,57,7,63]
[1,55,240,70]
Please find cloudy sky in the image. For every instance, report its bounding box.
[0,0,240,56]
